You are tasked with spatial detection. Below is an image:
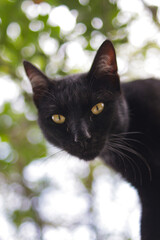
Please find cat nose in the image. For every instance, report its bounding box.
[74,132,91,142]
[74,133,91,148]
[74,135,86,143]
[73,119,91,144]
[74,135,91,150]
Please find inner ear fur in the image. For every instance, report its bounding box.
[88,40,120,92]
[89,40,118,78]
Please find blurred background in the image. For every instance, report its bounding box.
[0,0,160,239]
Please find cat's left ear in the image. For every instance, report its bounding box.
[23,61,50,105]
[88,40,118,78]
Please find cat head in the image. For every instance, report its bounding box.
[23,40,124,160]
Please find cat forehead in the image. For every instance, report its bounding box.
[54,78,90,105]
[54,73,88,94]
[46,73,111,112]
[50,76,111,105]
[56,73,87,81]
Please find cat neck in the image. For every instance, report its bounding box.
[111,92,129,134]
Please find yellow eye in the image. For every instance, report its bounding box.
[52,114,66,124]
[91,102,104,115]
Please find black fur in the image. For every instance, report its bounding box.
[23,40,160,240]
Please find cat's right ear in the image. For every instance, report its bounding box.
[23,61,50,105]
[88,40,118,78]
[88,40,120,92]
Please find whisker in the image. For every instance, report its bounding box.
[108,142,144,184]
[110,134,146,148]
[40,149,65,163]
[108,142,143,185]
[111,138,152,181]
[108,144,135,180]
[109,134,152,182]
[111,131,143,136]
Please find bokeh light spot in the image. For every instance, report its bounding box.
[7,22,21,40]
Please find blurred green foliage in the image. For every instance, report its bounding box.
[0,0,159,239]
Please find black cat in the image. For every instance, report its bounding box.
[24,40,160,240]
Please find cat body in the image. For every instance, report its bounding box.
[24,40,160,240]
[122,79,160,240]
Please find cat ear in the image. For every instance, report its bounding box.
[88,40,118,78]
[23,61,50,102]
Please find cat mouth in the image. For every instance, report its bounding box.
[78,150,100,161]
[68,148,98,161]
[66,140,103,161]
